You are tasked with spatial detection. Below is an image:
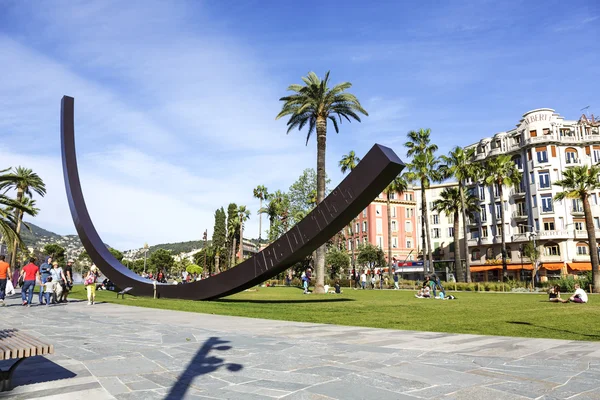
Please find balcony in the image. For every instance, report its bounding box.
[489,147,504,156]
[474,152,486,161]
[512,210,527,219]
[571,206,584,217]
[467,238,480,246]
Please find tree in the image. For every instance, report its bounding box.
[259,190,290,242]
[277,71,368,294]
[0,190,23,253]
[43,243,66,263]
[484,155,521,281]
[521,241,540,271]
[339,151,361,272]
[193,246,215,275]
[238,205,250,263]
[440,146,480,282]
[384,174,408,278]
[226,203,239,270]
[108,247,124,262]
[3,196,38,263]
[212,207,227,274]
[288,169,329,226]
[404,129,439,274]
[325,247,350,278]
[253,185,269,242]
[357,243,386,272]
[0,166,46,268]
[186,264,203,276]
[433,187,479,283]
[148,248,174,274]
[554,165,600,292]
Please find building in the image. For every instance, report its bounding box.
[464,108,600,281]
[344,188,418,270]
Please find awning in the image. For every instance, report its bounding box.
[567,262,592,271]
[470,266,498,272]
[470,264,533,272]
[541,262,564,271]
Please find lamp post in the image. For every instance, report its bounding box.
[143,242,149,275]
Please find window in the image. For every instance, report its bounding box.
[543,128,550,135]
[539,171,550,189]
[377,236,383,249]
[532,195,537,208]
[593,149,600,164]
[494,184,501,198]
[537,149,548,163]
[543,220,555,231]
[495,203,502,218]
[347,226,352,235]
[432,228,440,238]
[376,205,382,215]
[595,217,600,230]
[449,242,455,252]
[482,226,489,237]
[565,149,578,164]
[592,194,598,206]
[545,244,560,256]
[392,237,398,248]
[518,224,528,234]
[575,221,584,231]
[363,221,367,232]
[471,248,481,261]
[431,214,439,225]
[479,186,485,200]
[535,219,540,231]
[391,221,397,232]
[406,239,412,248]
[362,208,367,217]
[355,222,359,233]
[577,243,588,255]
[448,227,454,237]
[530,172,535,184]
[391,206,396,217]
[348,240,352,250]
[541,195,553,213]
[572,199,583,213]
[470,229,480,239]
[513,156,522,170]
[355,239,359,249]
[404,193,413,201]
[376,219,383,234]
[405,221,412,232]
[389,192,395,200]
[405,208,414,218]
[480,208,487,222]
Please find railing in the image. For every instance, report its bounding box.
[512,210,527,218]
[571,206,584,215]
[489,147,504,156]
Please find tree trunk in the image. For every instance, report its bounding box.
[230,237,237,269]
[459,183,469,282]
[258,199,262,242]
[583,194,600,293]
[498,184,508,281]
[214,253,220,274]
[387,197,393,278]
[9,188,24,269]
[314,116,327,294]
[453,211,463,282]
[239,221,244,263]
[422,183,434,275]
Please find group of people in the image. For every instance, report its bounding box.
[352,268,391,290]
[415,274,455,300]
[548,284,588,304]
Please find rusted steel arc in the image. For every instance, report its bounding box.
[61,95,405,300]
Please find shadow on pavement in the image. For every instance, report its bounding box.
[215,298,354,304]
[165,336,243,400]
[0,357,76,388]
[507,321,600,340]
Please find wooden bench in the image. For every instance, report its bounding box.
[0,329,54,391]
[117,287,133,299]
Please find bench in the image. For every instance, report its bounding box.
[0,329,54,391]
[117,287,133,299]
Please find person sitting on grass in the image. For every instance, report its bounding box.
[548,285,568,303]
[569,284,588,304]
[415,286,431,298]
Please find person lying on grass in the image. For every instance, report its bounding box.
[548,285,568,303]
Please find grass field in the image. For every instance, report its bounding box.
[69,285,600,341]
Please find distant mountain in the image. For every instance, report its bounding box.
[20,222,62,246]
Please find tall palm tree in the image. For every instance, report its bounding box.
[384,174,408,277]
[440,147,480,282]
[484,155,521,281]
[433,188,480,283]
[0,167,46,268]
[554,165,600,293]
[253,185,268,242]
[339,150,361,271]
[238,205,251,263]
[6,197,39,265]
[0,192,31,254]
[277,71,368,294]
[405,129,439,274]
[227,206,239,270]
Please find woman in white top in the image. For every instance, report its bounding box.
[569,284,588,303]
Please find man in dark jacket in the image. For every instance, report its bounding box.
[39,257,52,305]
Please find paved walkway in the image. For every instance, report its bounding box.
[0,294,600,400]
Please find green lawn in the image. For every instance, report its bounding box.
[69,285,600,341]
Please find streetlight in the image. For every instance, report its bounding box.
[143,242,149,275]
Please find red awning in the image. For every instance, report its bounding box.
[542,262,564,271]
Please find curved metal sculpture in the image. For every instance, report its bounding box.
[61,95,405,300]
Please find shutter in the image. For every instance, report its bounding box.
[543,217,554,223]
[586,146,591,155]
[530,130,537,137]
[551,146,556,157]
[527,149,532,160]
[535,146,547,152]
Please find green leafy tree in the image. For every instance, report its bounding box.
[0,166,46,268]
[0,191,23,253]
[554,165,600,292]
[3,196,38,264]
[405,129,440,274]
[226,203,239,270]
[238,205,250,263]
[259,190,290,242]
[384,174,408,277]
[253,185,269,242]
[193,246,215,275]
[212,207,227,274]
[43,243,66,263]
[357,243,386,272]
[148,248,174,274]
[277,71,368,294]
[521,241,540,269]
[186,264,203,276]
[440,146,481,282]
[326,247,350,278]
[108,247,124,262]
[433,187,479,283]
[484,154,522,281]
[288,169,330,226]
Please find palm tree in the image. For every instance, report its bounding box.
[6,197,39,265]
[404,129,439,274]
[276,71,368,294]
[433,188,480,283]
[484,155,521,281]
[227,207,239,270]
[259,190,289,242]
[384,174,408,277]
[0,167,46,268]
[0,192,31,254]
[339,150,361,272]
[253,185,268,242]
[440,147,481,282]
[554,165,600,293]
[238,205,251,263]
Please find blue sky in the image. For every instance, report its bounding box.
[1,0,599,250]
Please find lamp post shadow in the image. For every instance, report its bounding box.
[165,336,243,400]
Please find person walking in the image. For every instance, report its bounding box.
[0,255,10,306]
[393,272,399,290]
[84,265,100,305]
[20,258,39,306]
[50,261,67,304]
[38,257,52,305]
[61,259,74,302]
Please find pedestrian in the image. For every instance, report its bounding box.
[20,258,40,307]
[38,257,53,305]
[379,269,384,289]
[43,277,54,306]
[61,259,74,302]
[393,272,399,290]
[360,271,367,289]
[84,265,100,305]
[50,261,67,304]
[0,255,10,306]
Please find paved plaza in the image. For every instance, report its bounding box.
[1,294,600,399]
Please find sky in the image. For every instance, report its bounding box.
[1,0,599,251]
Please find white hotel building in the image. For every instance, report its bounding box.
[417,108,600,282]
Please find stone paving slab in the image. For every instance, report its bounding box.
[1,293,600,399]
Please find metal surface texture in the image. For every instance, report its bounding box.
[61,95,405,300]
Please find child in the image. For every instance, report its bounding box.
[44,277,54,306]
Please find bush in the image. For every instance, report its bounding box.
[547,275,591,293]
